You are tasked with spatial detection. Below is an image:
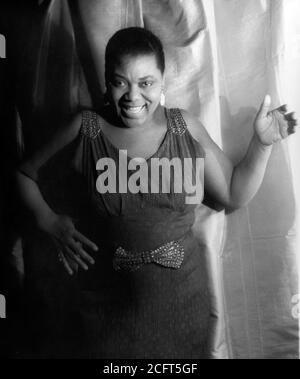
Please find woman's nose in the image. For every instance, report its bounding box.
[126,85,141,102]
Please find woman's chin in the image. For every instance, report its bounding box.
[123,118,147,128]
[120,113,151,128]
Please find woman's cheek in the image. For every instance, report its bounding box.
[147,87,162,104]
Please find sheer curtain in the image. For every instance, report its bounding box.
[211,0,300,359]
[16,0,299,359]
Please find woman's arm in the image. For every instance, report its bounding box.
[184,96,297,211]
[16,113,82,224]
[16,112,98,275]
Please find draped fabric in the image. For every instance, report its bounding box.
[7,0,300,358]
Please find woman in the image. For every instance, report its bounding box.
[16,27,297,359]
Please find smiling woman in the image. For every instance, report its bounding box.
[108,54,163,127]
[105,28,166,129]
[15,26,297,359]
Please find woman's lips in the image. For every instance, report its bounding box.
[121,104,147,116]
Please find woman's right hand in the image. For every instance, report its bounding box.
[37,213,99,275]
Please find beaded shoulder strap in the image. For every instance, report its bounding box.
[81,110,102,139]
[166,108,187,136]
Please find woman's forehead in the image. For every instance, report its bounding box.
[113,54,162,76]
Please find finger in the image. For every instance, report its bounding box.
[65,246,89,271]
[68,239,95,265]
[258,95,272,118]
[275,113,290,139]
[275,104,288,114]
[288,119,298,128]
[59,251,74,276]
[275,109,292,128]
[73,230,99,252]
[280,124,289,139]
[284,112,296,122]
[271,110,286,131]
[77,245,95,265]
[61,248,79,272]
[288,125,297,135]
[73,241,95,265]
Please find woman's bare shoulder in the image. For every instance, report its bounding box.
[179,109,212,148]
[56,108,104,141]
[18,112,83,178]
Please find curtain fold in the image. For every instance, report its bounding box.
[15,0,299,358]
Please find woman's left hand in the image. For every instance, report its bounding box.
[254,95,297,146]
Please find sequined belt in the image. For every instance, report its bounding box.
[112,240,185,272]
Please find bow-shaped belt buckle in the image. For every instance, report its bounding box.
[113,240,185,272]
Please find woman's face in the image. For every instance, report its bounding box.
[107,54,164,128]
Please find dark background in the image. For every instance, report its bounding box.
[0,2,97,358]
[0,1,44,357]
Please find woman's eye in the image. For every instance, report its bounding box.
[113,80,126,88]
[141,81,153,87]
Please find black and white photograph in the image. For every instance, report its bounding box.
[0,0,299,363]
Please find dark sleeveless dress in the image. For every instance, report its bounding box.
[68,108,211,359]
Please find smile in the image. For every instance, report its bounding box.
[121,105,146,114]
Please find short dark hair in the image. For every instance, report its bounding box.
[105,27,165,85]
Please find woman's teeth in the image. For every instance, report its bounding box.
[124,105,145,114]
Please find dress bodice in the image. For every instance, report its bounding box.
[72,108,206,253]
[75,109,205,212]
